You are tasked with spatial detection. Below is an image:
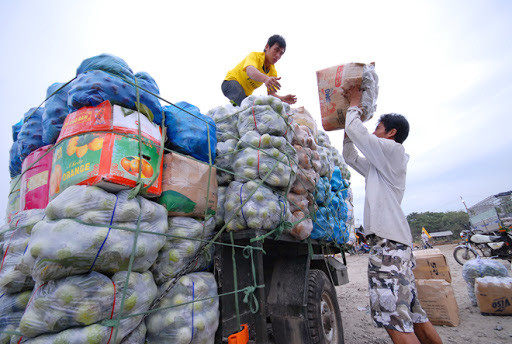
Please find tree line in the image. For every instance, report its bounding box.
[406,211,469,242]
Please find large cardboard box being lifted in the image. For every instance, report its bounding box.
[413,248,452,283]
[475,276,512,315]
[416,279,460,326]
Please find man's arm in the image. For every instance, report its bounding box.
[343,110,371,178]
[246,66,297,104]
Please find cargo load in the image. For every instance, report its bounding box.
[416,279,460,326]
[412,248,452,283]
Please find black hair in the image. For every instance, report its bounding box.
[379,113,409,144]
[265,35,286,52]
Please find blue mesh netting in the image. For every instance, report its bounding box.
[17,107,44,162]
[42,82,71,145]
[67,70,163,125]
[163,102,217,163]
[76,53,134,81]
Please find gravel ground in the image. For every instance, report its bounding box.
[336,243,512,344]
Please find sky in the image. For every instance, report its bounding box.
[0,0,511,226]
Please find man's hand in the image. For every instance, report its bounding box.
[345,85,362,108]
[280,94,297,104]
[265,76,281,93]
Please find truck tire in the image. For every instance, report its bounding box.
[306,269,344,344]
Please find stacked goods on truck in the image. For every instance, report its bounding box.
[2,53,357,343]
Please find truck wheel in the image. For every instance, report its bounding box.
[307,269,344,344]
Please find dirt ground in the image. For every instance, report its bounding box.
[336,243,512,344]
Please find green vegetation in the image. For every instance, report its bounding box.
[407,211,469,242]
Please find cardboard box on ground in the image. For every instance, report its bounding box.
[413,248,459,326]
[475,276,512,315]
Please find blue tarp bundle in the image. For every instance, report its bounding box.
[12,120,23,142]
[163,102,217,163]
[70,54,163,124]
[42,82,71,144]
[311,206,334,241]
[315,177,331,206]
[330,166,342,191]
[17,107,44,162]
[9,120,23,177]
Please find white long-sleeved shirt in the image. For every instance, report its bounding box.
[342,107,413,246]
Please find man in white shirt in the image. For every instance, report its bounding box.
[342,86,442,344]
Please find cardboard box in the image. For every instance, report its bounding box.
[57,100,161,144]
[316,63,370,131]
[413,248,452,283]
[416,279,460,326]
[50,132,163,199]
[20,145,54,210]
[475,276,512,315]
[159,153,217,218]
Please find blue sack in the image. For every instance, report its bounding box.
[330,166,342,191]
[311,206,333,241]
[76,53,134,81]
[9,141,21,177]
[68,70,163,125]
[17,107,44,161]
[315,177,332,206]
[12,120,23,142]
[42,82,71,144]
[163,102,217,163]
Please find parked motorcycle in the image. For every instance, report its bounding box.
[453,225,512,265]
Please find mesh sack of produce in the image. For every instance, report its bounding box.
[42,82,72,145]
[462,258,509,306]
[206,104,239,142]
[223,180,289,232]
[361,64,379,120]
[290,166,318,196]
[68,70,163,125]
[232,147,296,189]
[238,95,293,141]
[17,107,45,162]
[311,206,335,241]
[163,103,216,163]
[214,187,226,228]
[0,291,31,344]
[214,139,237,186]
[288,211,313,240]
[19,186,167,282]
[151,217,215,285]
[0,210,45,293]
[146,272,219,344]
[316,135,334,179]
[328,194,349,244]
[314,177,332,206]
[120,320,146,344]
[76,54,134,82]
[18,271,157,339]
[290,108,318,142]
[287,192,311,214]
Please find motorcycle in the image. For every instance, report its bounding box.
[453,225,512,265]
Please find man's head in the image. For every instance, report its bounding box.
[373,113,409,144]
[264,35,286,66]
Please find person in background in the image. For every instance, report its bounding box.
[222,34,297,106]
[421,232,433,249]
[342,86,443,344]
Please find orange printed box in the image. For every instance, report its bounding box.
[57,100,161,144]
[50,132,163,199]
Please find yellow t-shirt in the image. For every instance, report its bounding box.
[225,52,278,96]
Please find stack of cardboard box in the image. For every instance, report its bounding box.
[413,248,460,326]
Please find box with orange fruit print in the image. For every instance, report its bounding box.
[49,131,162,199]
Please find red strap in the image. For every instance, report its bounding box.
[252,101,258,132]
[106,280,117,344]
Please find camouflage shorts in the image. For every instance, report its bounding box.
[367,235,429,332]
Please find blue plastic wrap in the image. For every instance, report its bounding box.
[315,177,332,206]
[330,166,342,191]
[9,141,21,177]
[42,82,71,144]
[17,107,44,161]
[76,53,134,81]
[68,70,163,124]
[329,194,349,244]
[164,102,217,163]
[12,120,23,142]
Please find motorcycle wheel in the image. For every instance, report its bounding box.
[453,246,479,265]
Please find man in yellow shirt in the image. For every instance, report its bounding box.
[222,35,297,106]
